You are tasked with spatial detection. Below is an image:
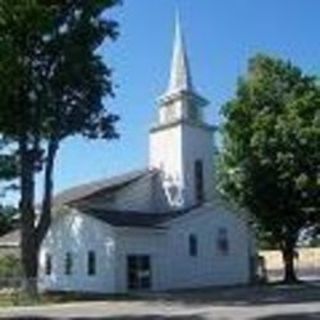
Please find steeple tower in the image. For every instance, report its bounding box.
[156,12,208,127]
[167,12,193,95]
[149,13,215,210]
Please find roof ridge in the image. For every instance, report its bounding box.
[79,204,202,228]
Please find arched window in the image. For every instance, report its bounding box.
[194,160,204,203]
[189,234,198,257]
[88,250,96,276]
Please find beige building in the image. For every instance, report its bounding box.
[0,229,20,257]
[260,248,320,280]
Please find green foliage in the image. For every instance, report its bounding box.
[0,254,22,278]
[0,0,121,284]
[0,138,18,196]
[0,206,18,236]
[220,54,320,281]
[0,153,17,183]
[309,236,320,247]
[0,0,120,146]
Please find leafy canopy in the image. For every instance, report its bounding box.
[220,54,320,247]
[0,0,121,284]
[0,0,120,145]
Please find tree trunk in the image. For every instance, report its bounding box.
[37,138,58,246]
[282,238,298,283]
[20,229,38,296]
[19,137,38,296]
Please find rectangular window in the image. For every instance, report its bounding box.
[189,234,198,257]
[217,228,229,255]
[87,251,96,276]
[45,253,52,276]
[194,160,204,203]
[65,252,73,275]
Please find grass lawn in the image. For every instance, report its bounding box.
[0,291,62,307]
[0,290,134,308]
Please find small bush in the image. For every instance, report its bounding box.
[0,254,22,278]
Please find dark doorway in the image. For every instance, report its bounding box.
[127,255,152,290]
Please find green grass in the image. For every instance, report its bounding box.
[0,291,134,308]
[0,291,61,307]
[0,293,15,307]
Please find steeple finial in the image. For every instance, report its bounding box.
[167,11,193,94]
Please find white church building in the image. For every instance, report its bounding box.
[38,17,254,293]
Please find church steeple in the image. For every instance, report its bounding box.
[149,12,215,210]
[167,12,193,95]
[157,12,208,126]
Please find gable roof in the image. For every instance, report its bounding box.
[53,169,152,207]
[80,205,200,229]
[50,168,205,229]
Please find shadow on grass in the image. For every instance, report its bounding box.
[3,315,206,320]
[136,281,320,307]
[2,282,320,320]
[5,311,320,320]
[26,281,320,308]
[255,312,320,320]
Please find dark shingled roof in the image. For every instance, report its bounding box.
[32,168,201,230]
[53,169,152,206]
[0,207,200,247]
[80,205,200,228]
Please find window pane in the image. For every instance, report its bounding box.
[217,228,229,255]
[189,234,198,257]
[45,253,52,275]
[194,160,204,203]
[88,251,96,276]
[65,252,72,275]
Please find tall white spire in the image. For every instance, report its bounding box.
[167,11,193,94]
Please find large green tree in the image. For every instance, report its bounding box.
[0,139,18,235]
[220,54,320,283]
[0,0,120,292]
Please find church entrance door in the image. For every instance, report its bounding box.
[127,255,152,290]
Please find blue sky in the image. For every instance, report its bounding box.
[28,0,320,200]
